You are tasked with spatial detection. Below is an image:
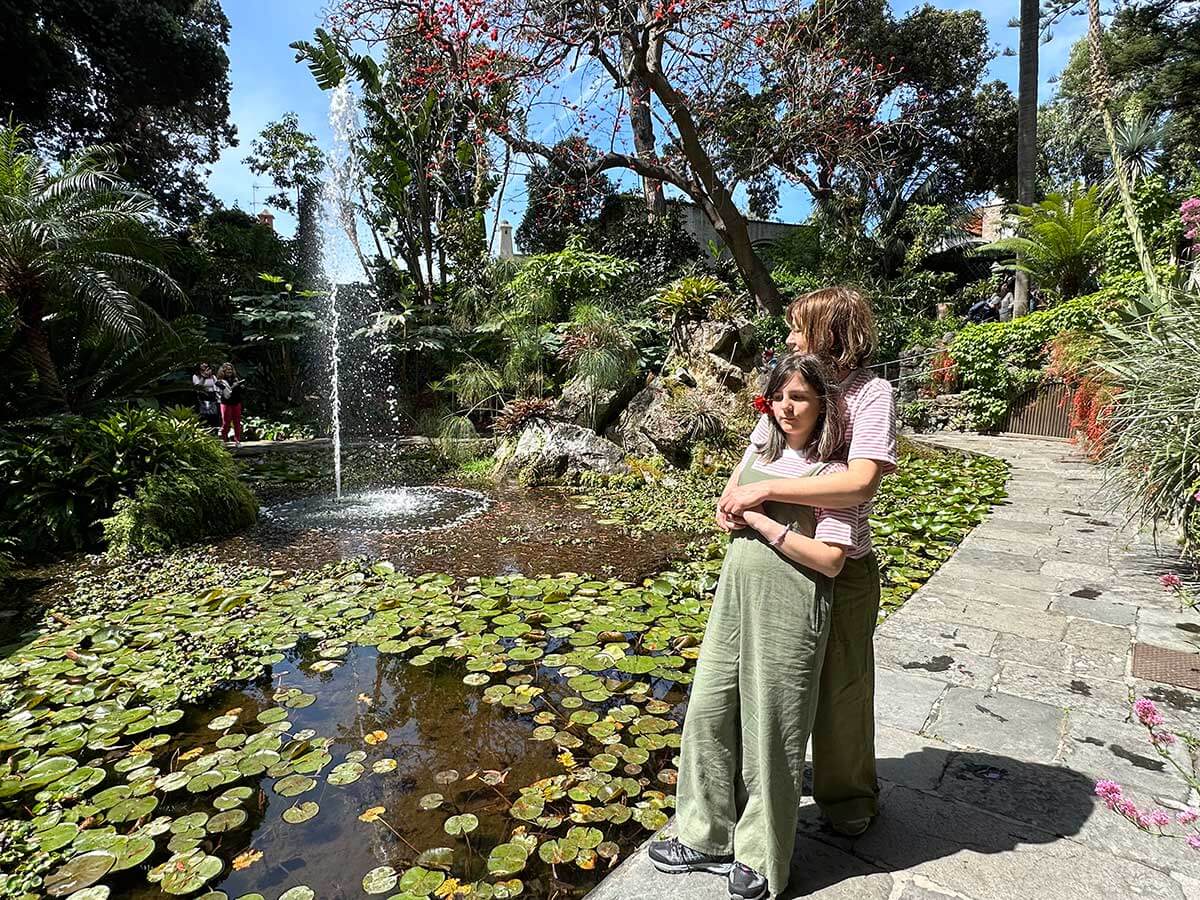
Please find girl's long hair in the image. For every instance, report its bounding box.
[217,362,237,381]
[756,353,847,464]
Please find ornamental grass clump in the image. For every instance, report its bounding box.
[1096,297,1200,556]
[1095,699,1200,848]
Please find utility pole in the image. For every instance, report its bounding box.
[1014,0,1039,319]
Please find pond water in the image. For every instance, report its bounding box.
[105,643,665,899]
[263,487,492,535]
[214,484,686,581]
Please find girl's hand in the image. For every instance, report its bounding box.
[719,483,769,516]
[715,500,747,531]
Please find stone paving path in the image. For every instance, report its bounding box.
[590,434,1200,900]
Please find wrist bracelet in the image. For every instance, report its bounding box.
[770,522,792,548]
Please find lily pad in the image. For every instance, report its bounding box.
[282,801,320,824]
[397,867,445,895]
[278,888,315,900]
[44,851,117,897]
[362,866,398,894]
[274,774,317,797]
[486,842,529,877]
[208,809,248,832]
[328,761,365,786]
[418,792,444,810]
[443,813,478,836]
[161,850,224,895]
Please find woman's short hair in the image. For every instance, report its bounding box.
[786,286,878,371]
[756,353,848,464]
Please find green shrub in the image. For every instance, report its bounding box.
[101,468,258,557]
[0,407,257,558]
[949,293,1108,429]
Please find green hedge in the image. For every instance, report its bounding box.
[0,408,257,558]
[948,293,1106,430]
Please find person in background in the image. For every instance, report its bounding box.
[192,363,220,430]
[215,362,245,448]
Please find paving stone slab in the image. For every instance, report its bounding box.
[951,546,1046,575]
[1135,607,1200,655]
[926,580,1054,613]
[934,751,1095,836]
[1050,593,1139,627]
[877,667,949,733]
[996,661,1131,717]
[1131,681,1200,736]
[874,635,1000,690]
[1041,560,1118,582]
[1063,618,1133,655]
[926,688,1065,762]
[875,728,958,792]
[991,634,1072,673]
[1060,711,1193,798]
[1069,646,1128,680]
[901,595,1070,642]
[879,616,999,656]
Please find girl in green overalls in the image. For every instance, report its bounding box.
[650,353,861,900]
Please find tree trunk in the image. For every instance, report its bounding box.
[713,207,782,315]
[19,296,66,408]
[622,4,666,221]
[639,64,781,314]
[628,70,666,220]
[1014,0,1039,319]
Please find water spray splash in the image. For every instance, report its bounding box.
[325,78,359,499]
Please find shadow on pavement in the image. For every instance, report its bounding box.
[784,747,1097,898]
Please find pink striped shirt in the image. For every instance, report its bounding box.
[748,368,897,558]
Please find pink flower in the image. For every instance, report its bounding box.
[1117,799,1140,819]
[1135,698,1166,727]
[1194,489,1200,503]
[1189,835,1200,850]
[1178,809,1199,826]
[1095,780,1123,801]
[1161,573,1184,591]
[1150,810,1172,828]
[1151,730,1177,747]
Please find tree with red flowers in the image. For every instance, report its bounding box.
[330,0,922,314]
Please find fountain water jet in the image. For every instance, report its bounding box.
[324,78,358,500]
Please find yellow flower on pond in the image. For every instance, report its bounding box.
[557,751,576,769]
[232,849,263,871]
[364,729,388,745]
[434,878,461,897]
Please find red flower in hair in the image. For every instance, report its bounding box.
[752,394,772,415]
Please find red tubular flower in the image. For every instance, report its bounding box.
[753,395,772,415]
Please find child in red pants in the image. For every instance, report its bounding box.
[215,362,246,447]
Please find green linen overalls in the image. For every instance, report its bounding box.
[675,456,833,897]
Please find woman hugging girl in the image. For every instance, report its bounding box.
[651,287,896,900]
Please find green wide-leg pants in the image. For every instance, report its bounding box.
[811,551,881,824]
[675,490,832,897]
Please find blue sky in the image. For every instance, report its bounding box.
[208,1,1089,244]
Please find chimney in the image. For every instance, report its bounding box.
[257,209,276,231]
[499,221,514,259]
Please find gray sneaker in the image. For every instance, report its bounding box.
[728,861,769,899]
[648,838,733,875]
